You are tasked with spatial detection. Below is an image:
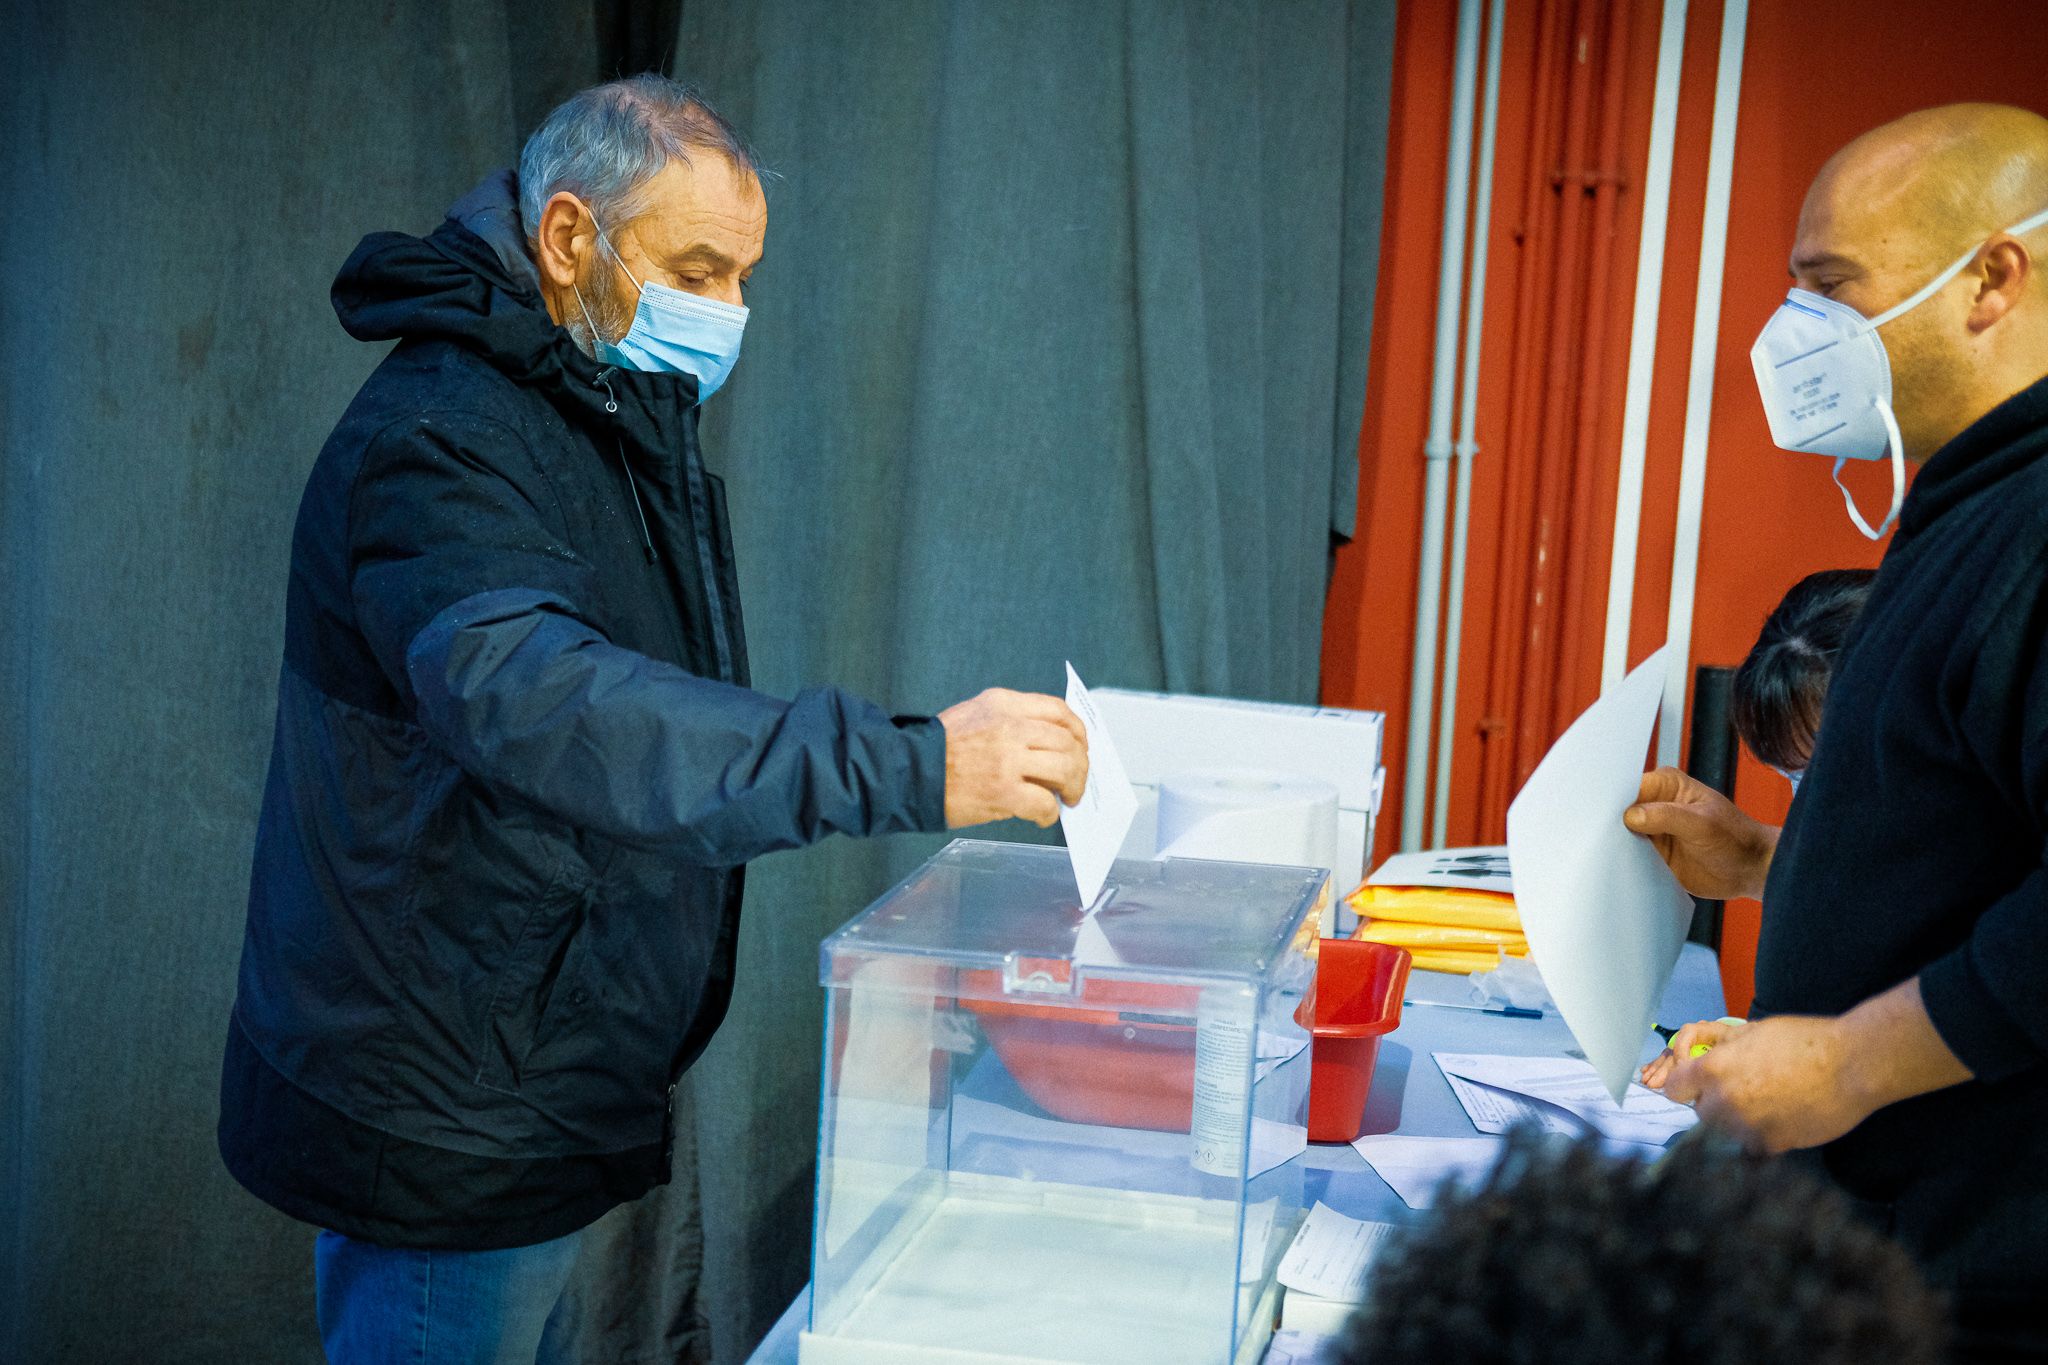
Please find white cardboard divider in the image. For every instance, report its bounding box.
[1090,688,1385,896]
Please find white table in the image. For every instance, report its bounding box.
[745,943,1726,1363]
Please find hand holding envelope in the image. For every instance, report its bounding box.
[938,685,1092,829]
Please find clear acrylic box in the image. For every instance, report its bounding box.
[800,839,1327,1365]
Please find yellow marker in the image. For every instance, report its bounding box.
[1688,1016,1748,1059]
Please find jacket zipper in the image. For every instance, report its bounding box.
[594,370,657,565]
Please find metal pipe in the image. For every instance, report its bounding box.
[1600,0,1690,693]
[1400,0,1485,851]
[1429,0,1507,849]
[1476,0,1572,841]
[1510,0,1604,789]
[1550,0,1636,735]
[1659,0,1749,768]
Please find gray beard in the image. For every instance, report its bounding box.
[566,249,634,360]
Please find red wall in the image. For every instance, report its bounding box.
[1324,0,2048,1013]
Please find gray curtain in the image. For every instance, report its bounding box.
[0,0,1393,1360]
[668,1,1396,1357]
[0,1,668,1361]
[1,2,515,1360]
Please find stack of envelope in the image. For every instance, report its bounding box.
[1344,846,1525,974]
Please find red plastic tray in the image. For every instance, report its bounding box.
[959,940,1409,1142]
[959,972,1208,1130]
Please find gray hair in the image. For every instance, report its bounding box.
[517,75,762,246]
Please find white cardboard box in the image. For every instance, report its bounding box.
[1091,688,1386,901]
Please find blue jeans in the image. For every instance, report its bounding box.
[315,1228,582,1364]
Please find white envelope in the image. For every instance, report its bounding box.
[1058,663,1138,909]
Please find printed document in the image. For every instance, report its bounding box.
[1277,1202,1399,1302]
[1434,1052,1698,1145]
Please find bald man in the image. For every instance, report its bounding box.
[1631,104,2048,1362]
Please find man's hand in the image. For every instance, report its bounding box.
[1637,1018,1744,1090]
[938,688,1089,829]
[1642,978,1973,1154]
[1646,1013,1873,1152]
[1624,766,1779,901]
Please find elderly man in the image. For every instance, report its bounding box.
[1633,104,2048,1361]
[219,77,1089,1362]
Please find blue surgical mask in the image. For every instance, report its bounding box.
[1772,765,1804,796]
[572,211,748,401]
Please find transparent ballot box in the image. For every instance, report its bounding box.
[801,840,1327,1365]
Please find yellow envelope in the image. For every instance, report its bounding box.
[1398,945,1528,975]
[1346,884,1522,932]
[1356,920,1528,951]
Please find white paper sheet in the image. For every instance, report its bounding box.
[1438,1066,1581,1138]
[1369,844,1514,893]
[1059,663,1139,909]
[1276,1202,1398,1302]
[1266,1329,1341,1365]
[1505,646,1695,1100]
[1350,1134,1503,1210]
[1434,1052,1698,1145]
[1239,1198,1279,1279]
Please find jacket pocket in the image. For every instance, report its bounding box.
[473,882,598,1094]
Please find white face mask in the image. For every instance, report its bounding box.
[1772,765,1803,797]
[1749,204,2048,541]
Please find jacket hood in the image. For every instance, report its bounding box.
[329,169,702,422]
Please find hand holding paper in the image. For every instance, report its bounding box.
[1624,766,1779,902]
[937,686,1091,830]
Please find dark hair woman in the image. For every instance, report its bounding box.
[1731,569,1877,789]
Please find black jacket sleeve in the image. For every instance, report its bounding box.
[345,410,947,863]
[1918,563,2048,1083]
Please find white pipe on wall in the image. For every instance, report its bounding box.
[1400,0,1484,852]
[1429,0,1505,850]
[1658,0,1749,768]
[1600,0,1689,694]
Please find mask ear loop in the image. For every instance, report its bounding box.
[586,208,647,295]
[1831,399,1906,541]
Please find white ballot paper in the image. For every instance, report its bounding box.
[1266,1329,1340,1365]
[1434,1052,1699,1145]
[1058,663,1139,909]
[1350,1135,1504,1210]
[1506,647,1694,1101]
[1277,1202,1399,1303]
[1438,1063,1581,1138]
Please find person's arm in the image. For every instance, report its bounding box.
[349,412,1084,864]
[1624,766,1779,900]
[1636,658,2048,1143]
[1653,977,1973,1152]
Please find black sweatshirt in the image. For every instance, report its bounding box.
[1758,371,2048,1357]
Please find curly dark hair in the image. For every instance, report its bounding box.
[1731,568,1876,772]
[1333,1128,1946,1365]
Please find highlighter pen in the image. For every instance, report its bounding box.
[1403,999,1544,1021]
[1653,1017,1746,1057]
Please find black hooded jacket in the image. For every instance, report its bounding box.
[219,172,947,1249]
